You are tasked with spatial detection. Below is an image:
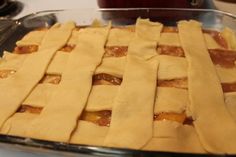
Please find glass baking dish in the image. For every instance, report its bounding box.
[0,8,236,157]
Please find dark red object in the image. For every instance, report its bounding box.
[97,0,204,8]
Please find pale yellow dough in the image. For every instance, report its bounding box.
[0,21,75,132]
[70,121,108,146]
[158,55,187,80]
[104,18,162,149]
[16,29,46,46]
[26,25,111,142]
[95,57,127,78]
[155,87,189,114]
[22,84,58,108]
[0,51,27,70]
[159,32,224,49]
[222,27,236,50]
[215,65,236,83]
[224,92,236,121]
[159,33,181,46]
[46,52,69,74]
[178,20,236,153]
[204,33,223,49]
[106,28,134,46]
[144,121,205,153]
[0,19,236,154]
[85,85,118,111]
[1,113,37,137]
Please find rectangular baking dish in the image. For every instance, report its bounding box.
[0,8,236,157]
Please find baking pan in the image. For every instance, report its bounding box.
[0,8,236,157]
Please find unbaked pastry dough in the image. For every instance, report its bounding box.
[224,92,236,121]
[1,113,37,137]
[25,24,111,142]
[70,120,108,146]
[1,18,236,154]
[0,22,75,128]
[144,121,205,153]
[85,85,118,111]
[155,87,189,114]
[106,28,134,46]
[215,65,236,83]
[104,18,162,149]
[95,57,126,78]
[22,84,58,107]
[159,33,181,46]
[16,29,46,46]
[178,20,236,153]
[158,55,187,80]
[222,27,236,50]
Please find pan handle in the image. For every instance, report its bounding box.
[0,19,18,54]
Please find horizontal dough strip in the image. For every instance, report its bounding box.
[14,45,128,57]
[16,105,192,125]
[1,114,195,148]
[16,106,112,127]
[13,44,231,61]
[143,121,206,153]
[22,84,192,123]
[2,70,236,93]
[70,120,109,146]
[7,48,236,82]
[154,87,189,114]
[2,52,187,80]
[158,46,236,68]
[5,48,235,81]
[1,114,110,145]
[159,28,228,49]
[158,77,236,93]
[14,44,76,54]
[22,84,118,110]
[0,72,123,86]
[224,92,236,121]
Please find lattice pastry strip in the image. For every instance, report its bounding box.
[155,87,189,114]
[1,113,38,137]
[70,120,109,146]
[143,121,205,153]
[224,92,236,121]
[178,20,236,153]
[16,28,47,46]
[104,18,162,149]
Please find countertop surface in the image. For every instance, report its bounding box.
[14,0,98,19]
[214,0,236,15]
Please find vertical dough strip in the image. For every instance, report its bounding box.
[178,20,236,153]
[104,19,162,149]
